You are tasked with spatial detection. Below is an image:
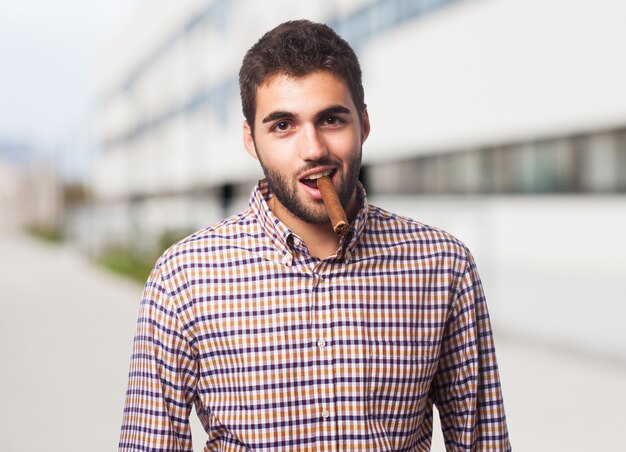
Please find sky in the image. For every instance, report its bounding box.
[0,0,140,179]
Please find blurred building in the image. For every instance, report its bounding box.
[92,0,626,359]
[0,142,63,233]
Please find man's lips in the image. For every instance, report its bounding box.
[299,168,336,189]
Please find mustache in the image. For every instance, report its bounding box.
[296,159,338,174]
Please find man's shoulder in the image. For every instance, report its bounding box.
[156,209,259,267]
[365,203,469,255]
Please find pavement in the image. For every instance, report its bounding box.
[1,231,624,451]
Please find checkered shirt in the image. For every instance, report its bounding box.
[119,180,510,451]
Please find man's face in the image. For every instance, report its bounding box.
[243,71,370,225]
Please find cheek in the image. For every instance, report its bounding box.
[257,139,294,170]
[330,131,361,157]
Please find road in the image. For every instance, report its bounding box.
[1,232,624,451]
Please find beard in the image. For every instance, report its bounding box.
[258,150,362,225]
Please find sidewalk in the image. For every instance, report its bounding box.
[0,232,142,451]
[1,232,624,451]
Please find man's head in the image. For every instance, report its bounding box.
[239,20,365,133]
[240,21,369,229]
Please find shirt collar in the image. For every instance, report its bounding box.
[249,179,369,263]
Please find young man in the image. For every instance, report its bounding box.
[119,20,510,451]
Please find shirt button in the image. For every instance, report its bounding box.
[321,409,330,420]
[317,338,326,349]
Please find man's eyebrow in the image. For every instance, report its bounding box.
[261,105,352,124]
[262,111,295,123]
[317,105,352,119]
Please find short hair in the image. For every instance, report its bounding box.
[239,20,365,131]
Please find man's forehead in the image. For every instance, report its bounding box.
[255,71,353,115]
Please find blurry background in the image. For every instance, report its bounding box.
[1,0,625,450]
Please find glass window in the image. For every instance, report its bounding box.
[580,133,619,192]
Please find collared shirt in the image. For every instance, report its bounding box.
[119,180,510,451]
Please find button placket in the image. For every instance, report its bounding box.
[309,264,336,449]
[313,272,329,353]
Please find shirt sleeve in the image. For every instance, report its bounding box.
[119,261,198,451]
[430,250,511,451]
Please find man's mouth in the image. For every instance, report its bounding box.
[299,169,335,189]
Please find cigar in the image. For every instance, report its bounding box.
[316,175,349,236]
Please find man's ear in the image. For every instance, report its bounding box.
[243,120,258,160]
[361,106,371,142]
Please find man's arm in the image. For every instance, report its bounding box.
[431,251,511,450]
[119,261,197,451]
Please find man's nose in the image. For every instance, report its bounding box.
[299,124,328,161]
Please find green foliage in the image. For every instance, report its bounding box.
[97,228,195,285]
[27,226,64,243]
[97,246,155,284]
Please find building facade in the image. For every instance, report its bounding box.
[92,0,626,359]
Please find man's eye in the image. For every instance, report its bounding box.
[273,121,290,131]
[324,116,341,126]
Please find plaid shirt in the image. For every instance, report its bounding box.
[119,180,510,451]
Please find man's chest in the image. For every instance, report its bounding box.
[187,265,451,449]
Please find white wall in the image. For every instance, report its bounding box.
[363,0,626,161]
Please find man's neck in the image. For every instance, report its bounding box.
[267,192,359,260]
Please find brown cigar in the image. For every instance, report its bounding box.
[316,175,349,236]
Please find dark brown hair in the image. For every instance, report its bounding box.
[239,20,365,131]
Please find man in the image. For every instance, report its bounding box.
[119,20,510,451]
